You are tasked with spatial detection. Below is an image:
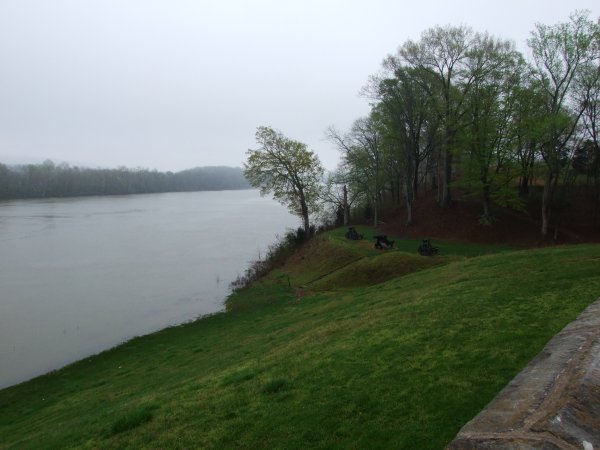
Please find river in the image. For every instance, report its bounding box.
[0,190,299,388]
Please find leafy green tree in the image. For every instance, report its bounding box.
[575,60,600,223]
[455,38,526,223]
[510,80,548,197]
[528,10,599,237]
[399,25,478,207]
[244,126,324,234]
[373,65,440,224]
[576,60,600,179]
[336,11,600,234]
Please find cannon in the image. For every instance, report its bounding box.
[418,239,438,256]
[374,235,394,249]
[345,227,364,240]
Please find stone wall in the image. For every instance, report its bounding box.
[447,299,600,450]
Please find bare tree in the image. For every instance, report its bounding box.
[326,116,386,226]
[319,170,358,226]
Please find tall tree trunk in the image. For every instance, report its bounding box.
[343,184,349,225]
[519,175,530,197]
[440,94,453,208]
[373,196,378,227]
[435,150,442,203]
[595,186,600,228]
[541,171,554,239]
[483,199,490,221]
[481,184,492,226]
[302,211,310,235]
[299,191,310,235]
[440,147,452,207]
[413,159,420,199]
[519,143,536,197]
[404,176,415,226]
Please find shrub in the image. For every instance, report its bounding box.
[230,227,314,291]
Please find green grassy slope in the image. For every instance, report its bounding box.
[1,228,599,449]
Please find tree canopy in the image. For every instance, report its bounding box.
[328,10,600,237]
[244,126,324,234]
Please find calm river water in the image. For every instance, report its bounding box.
[0,190,298,388]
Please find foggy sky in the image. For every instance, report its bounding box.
[1,0,598,172]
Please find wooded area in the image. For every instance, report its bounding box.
[326,11,600,238]
[0,162,250,199]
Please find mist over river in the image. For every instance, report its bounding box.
[0,190,299,388]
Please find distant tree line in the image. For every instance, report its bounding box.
[0,161,250,200]
[324,10,600,238]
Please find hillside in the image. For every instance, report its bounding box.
[379,187,600,248]
[1,228,600,449]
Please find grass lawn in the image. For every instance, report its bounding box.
[1,228,599,449]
